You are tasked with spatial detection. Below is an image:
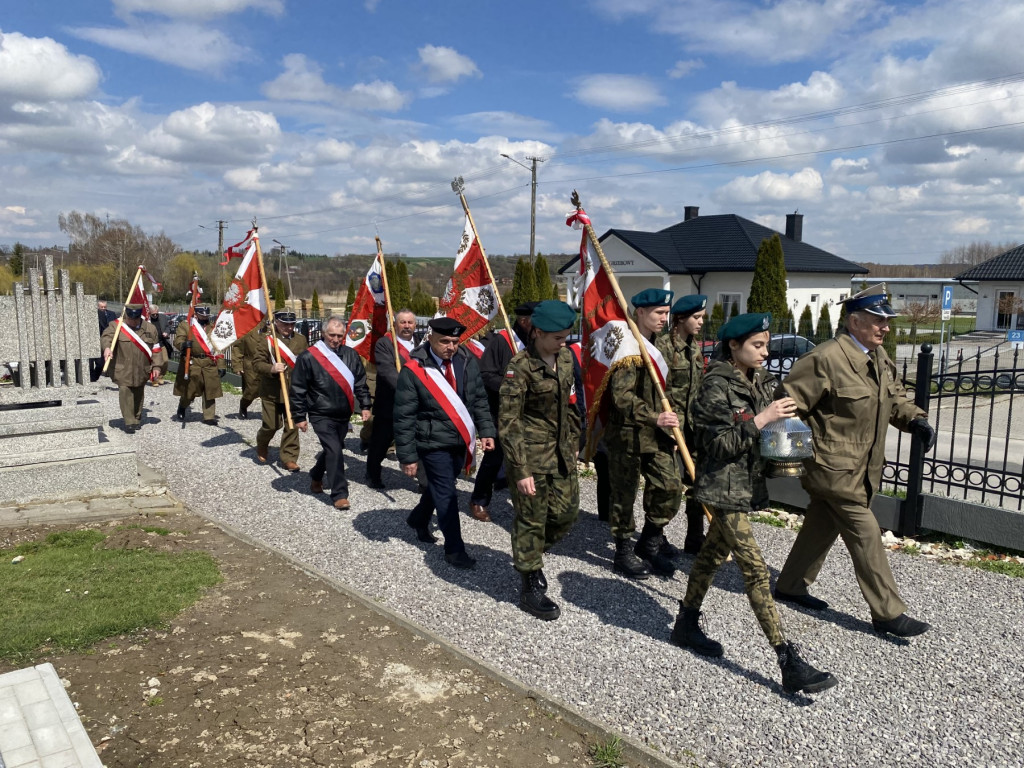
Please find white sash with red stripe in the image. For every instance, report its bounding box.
[388,334,413,363]
[464,338,485,358]
[116,320,153,360]
[309,341,355,411]
[268,336,297,369]
[405,359,478,471]
[643,337,668,389]
[190,317,216,357]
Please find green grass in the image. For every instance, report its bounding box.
[749,512,787,528]
[589,737,625,768]
[115,524,172,536]
[0,530,220,663]
[963,558,1024,579]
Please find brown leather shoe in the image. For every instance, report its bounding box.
[470,504,491,522]
[310,479,323,494]
[333,498,350,511]
[256,447,268,463]
[281,461,300,472]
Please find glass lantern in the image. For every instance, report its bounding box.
[760,417,814,478]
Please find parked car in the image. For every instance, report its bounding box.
[766,334,815,377]
[295,318,322,342]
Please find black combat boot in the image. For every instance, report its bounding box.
[519,571,560,621]
[658,535,682,559]
[613,538,651,579]
[174,404,187,422]
[634,523,677,577]
[775,642,838,694]
[683,500,706,554]
[670,603,724,657]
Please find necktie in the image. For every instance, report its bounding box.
[443,360,456,389]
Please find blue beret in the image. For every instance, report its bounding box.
[671,294,707,316]
[274,310,297,323]
[718,312,772,341]
[531,301,577,332]
[631,288,674,308]
[842,284,897,318]
[194,305,211,316]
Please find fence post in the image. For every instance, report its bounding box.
[898,343,933,536]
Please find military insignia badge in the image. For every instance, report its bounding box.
[368,272,384,295]
[601,325,624,361]
[505,367,515,378]
[475,286,496,316]
[761,316,770,330]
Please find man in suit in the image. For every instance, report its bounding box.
[394,317,496,569]
[366,308,417,489]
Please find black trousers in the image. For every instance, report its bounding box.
[470,438,504,507]
[310,416,350,501]
[409,447,466,555]
[365,415,394,483]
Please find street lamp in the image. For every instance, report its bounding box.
[500,153,545,266]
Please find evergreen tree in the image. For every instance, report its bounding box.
[747,234,788,330]
[310,289,320,319]
[533,254,555,301]
[883,326,898,362]
[798,305,814,337]
[709,302,725,339]
[729,300,740,319]
[816,304,833,342]
[505,257,538,311]
[385,258,412,311]
[837,302,848,331]
[274,279,286,311]
[410,280,436,316]
[345,277,356,318]
[9,243,24,277]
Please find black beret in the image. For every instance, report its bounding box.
[515,301,541,316]
[428,316,466,336]
[718,312,772,341]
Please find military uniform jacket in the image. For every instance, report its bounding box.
[231,326,265,374]
[172,322,224,400]
[101,320,165,388]
[657,332,704,447]
[252,332,308,402]
[607,335,672,455]
[779,330,925,505]
[498,346,584,483]
[393,346,495,465]
[691,360,777,514]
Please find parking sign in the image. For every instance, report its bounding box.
[941,285,953,321]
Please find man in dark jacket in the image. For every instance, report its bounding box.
[366,308,417,489]
[394,317,496,568]
[290,315,371,510]
[469,301,538,521]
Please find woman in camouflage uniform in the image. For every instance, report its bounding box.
[499,301,584,622]
[670,312,837,695]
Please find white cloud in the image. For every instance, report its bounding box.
[449,111,560,141]
[718,168,824,203]
[305,139,357,165]
[0,30,101,102]
[951,216,991,234]
[262,54,410,111]
[4,206,26,215]
[112,0,283,19]
[144,102,280,164]
[70,22,250,73]
[667,59,703,79]
[416,45,480,84]
[224,162,313,192]
[573,74,666,112]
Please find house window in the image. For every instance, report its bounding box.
[839,293,848,301]
[810,294,819,303]
[719,293,742,317]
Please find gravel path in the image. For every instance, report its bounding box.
[96,383,1024,768]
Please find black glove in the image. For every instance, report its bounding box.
[910,419,936,451]
[218,369,227,379]
[180,342,190,357]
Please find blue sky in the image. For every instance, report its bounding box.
[3,0,1024,267]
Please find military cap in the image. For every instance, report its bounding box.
[671,294,707,316]
[124,304,144,319]
[428,316,466,337]
[631,288,674,308]
[274,310,297,323]
[718,312,772,341]
[194,305,211,316]
[514,301,541,316]
[842,284,897,318]
[531,301,577,332]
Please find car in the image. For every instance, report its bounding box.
[295,318,322,342]
[766,334,815,377]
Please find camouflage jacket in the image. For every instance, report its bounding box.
[253,332,308,402]
[607,337,673,454]
[656,332,704,445]
[691,360,778,513]
[498,346,583,483]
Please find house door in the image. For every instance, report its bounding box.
[995,289,1019,330]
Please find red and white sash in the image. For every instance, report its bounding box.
[497,329,525,353]
[464,338,485,359]
[405,359,478,471]
[387,334,413,363]
[116,320,153,360]
[189,317,216,357]
[309,340,355,411]
[268,336,298,369]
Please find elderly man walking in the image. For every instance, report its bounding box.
[774,284,937,637]
[101,304,166,433]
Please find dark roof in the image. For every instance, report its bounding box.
[955,243,1024,281]
[558,213,867,276]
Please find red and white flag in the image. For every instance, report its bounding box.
[126,265,163,317]
[345,253,389,363]
[567,208,667,458]
[211,229,267,352]
[463,338,485,359]
[436,215,500,345]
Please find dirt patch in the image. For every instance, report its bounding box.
[0,509,640,768]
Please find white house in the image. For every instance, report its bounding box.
[956,244,1024,331]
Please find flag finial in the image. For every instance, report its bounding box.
[571,189,582,209]
[451,176,465,195]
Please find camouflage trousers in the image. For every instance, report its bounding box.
[605,439,683,540]
[683,506,785,646]
[510,471,579,573]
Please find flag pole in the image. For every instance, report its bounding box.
[452,176,516,352]
[182,272,199,384]
[101,265,145,374]
[376,236,401,373]
[252,223,294,429]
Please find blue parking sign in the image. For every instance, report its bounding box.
[941,286,954,311]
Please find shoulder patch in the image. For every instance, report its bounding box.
[505,367,515,378]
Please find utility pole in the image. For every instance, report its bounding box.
[217,220,226,304]
[500,153,545,266]
[273,239,292,305]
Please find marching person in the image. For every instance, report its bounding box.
[657,294,708,554]
[253,311,308,471]
[394,317,496,569]
[173,305,225,425]
[605,289,683,579]
[148,304,171,386]
[234,324,266,419]
[101,304,166,433]
[773,285,936,637]
[671,312,837,695]
[290,315,371,510]
[366,308,417,489]
[499,301,584,621]
[470,301,539,521]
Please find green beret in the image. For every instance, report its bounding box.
[630,288,674,308]
[718,312,772,341]
[531,301,576,332]
[671,294,707,316]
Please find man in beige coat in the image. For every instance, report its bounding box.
[101,304,166,433]
[774,285,936,637]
